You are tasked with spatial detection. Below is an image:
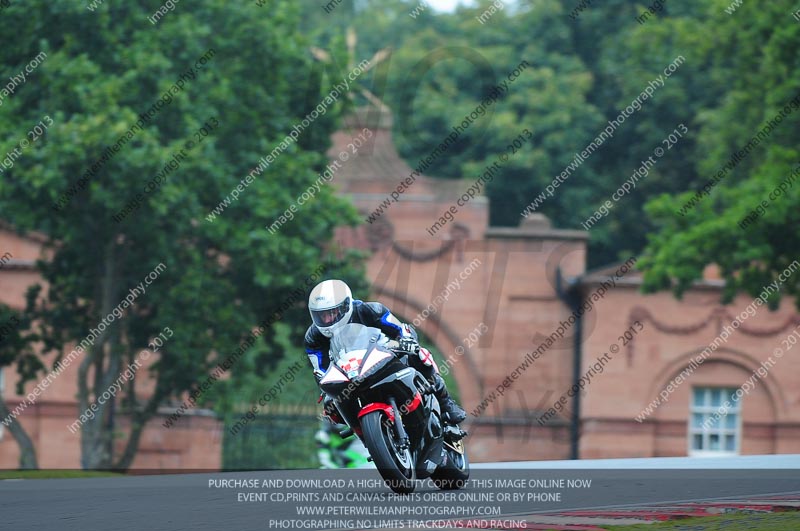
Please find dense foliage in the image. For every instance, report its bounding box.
[1,0,797,469]
[305,0,800,306]
[0,0,365,468]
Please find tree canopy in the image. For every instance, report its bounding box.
[1,0,798,469]
[303,0,800,306]
[0,0,365,469]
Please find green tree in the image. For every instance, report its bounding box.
[0,304,39,469]
[375,1,604,230]
[0,0,362,469]
[562,0,703,265]
[638,0,800,307]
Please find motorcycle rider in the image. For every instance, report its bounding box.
[305,279,466,427]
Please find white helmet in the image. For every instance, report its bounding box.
[308,279,353,338]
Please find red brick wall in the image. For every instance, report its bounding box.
[0,227,221,470]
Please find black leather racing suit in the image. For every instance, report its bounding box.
[304,300,415,375]
[304,300,461,426]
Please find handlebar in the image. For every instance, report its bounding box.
[385,340,413,357]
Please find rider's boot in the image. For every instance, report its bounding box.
[431,373,466,424]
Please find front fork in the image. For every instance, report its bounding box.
[388,396,410,451]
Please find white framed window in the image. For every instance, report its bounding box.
[689,387,741,456]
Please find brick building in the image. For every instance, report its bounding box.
[0,224,221,469]
[1,107,798,469]
[334,107,800,462]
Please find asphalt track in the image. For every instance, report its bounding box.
[1,455,798,531]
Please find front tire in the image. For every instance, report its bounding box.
[360,411,416,494]
[431,440,469,490]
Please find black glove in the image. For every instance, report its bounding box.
[397,337,419,354]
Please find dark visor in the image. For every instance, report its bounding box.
[311,298,350,328]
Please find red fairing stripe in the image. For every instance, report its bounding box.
[358,403,394,422]
[403,393,422,414]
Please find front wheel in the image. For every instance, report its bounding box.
[431,440,469,490]
[360,411,416,494]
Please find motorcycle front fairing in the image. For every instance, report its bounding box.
[319,325,406,430]
[320,325,442,469]
[319,325,399,395]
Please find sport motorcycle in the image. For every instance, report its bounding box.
[319,323,469,494]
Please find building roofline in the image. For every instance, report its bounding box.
[0,220,49,244]
[572,260,726,291]
[485,227,588,241]
[0,258,37,271]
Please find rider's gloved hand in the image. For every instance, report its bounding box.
[397,337,419,354]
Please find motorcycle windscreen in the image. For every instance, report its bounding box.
[330,324,383,360]
[329,323,393,379]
